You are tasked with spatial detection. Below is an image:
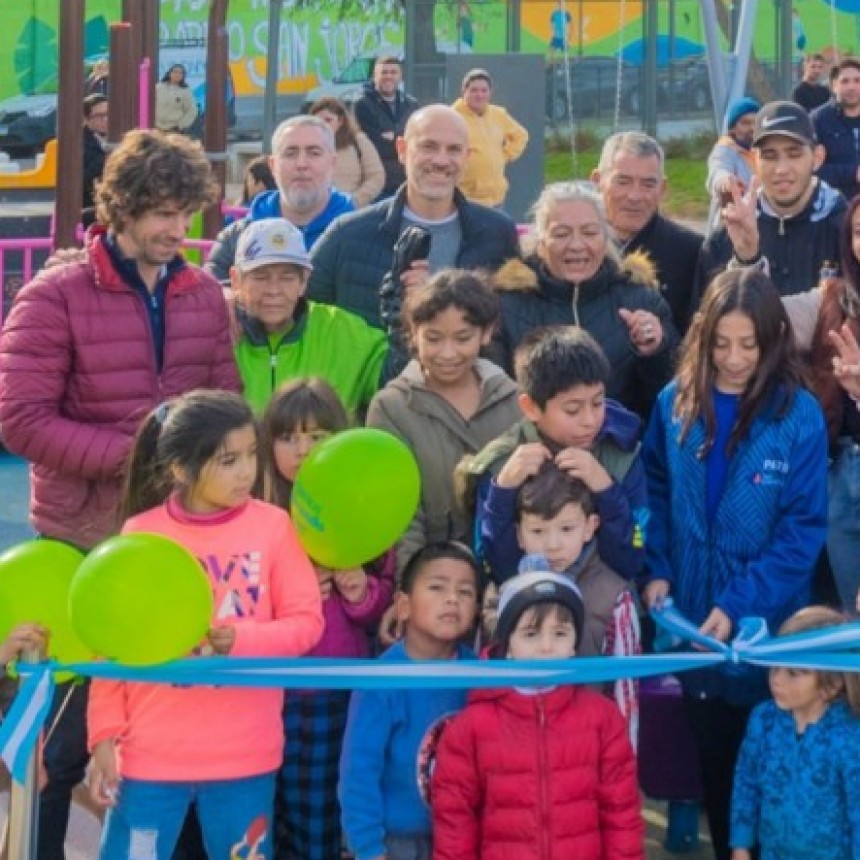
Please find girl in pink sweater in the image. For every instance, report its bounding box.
[87,390,323,860]
[262,377,395,860]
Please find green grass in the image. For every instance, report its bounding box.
[544,144,710,222]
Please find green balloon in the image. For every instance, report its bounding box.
[0,540,92,672]
[291,428,421,569]
[69,533,214,666]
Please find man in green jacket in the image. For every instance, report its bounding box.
[230,218,387,417]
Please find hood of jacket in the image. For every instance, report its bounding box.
[389,357,518,415]
[467,679,582,709]
[247,188,355,230]
[493,250,658,304]
[758,176,846,225]
[84,225,201,296]
[235,297,310,346]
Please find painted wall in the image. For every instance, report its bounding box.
[0,0,857,102]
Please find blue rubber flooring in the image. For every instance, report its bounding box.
[0,450,34,550]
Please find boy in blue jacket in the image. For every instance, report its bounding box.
[461,326,649,583]
[338,542,479,860]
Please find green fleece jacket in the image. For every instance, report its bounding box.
[235,298,387,417]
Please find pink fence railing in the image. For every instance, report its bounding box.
[0,235,217,331]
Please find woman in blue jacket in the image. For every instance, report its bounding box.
[642,267,828,860]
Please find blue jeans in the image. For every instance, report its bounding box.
[99,772,276,860]
[828,439,860,610]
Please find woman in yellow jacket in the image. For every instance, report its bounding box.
[452,68,529,209]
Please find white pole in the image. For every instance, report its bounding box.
[724,0,761,130]
[5,650,43,860]
[700,0,728,131]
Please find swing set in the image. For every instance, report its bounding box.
[551,0,841,179]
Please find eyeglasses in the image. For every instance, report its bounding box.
[90,112,109,120]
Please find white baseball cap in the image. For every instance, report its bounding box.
[235,218,313,272]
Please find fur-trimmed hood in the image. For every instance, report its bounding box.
[492,249,658,296]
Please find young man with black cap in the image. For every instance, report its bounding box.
[695,100,846,307]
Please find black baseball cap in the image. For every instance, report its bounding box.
[752,100,817,147]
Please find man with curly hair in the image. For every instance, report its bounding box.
[0,128,241,860]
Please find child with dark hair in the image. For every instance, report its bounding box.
[643,267,828,860]
[731,606,860,860]
[239,155,277,206]
[89,390,323,859]
[367,268,521,575]
[339,541,479,860]
[483,463,641,736]
[462,325,648,582]
[431,564,644,860]
[260,377,395,860]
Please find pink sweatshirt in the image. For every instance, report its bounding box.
[87,497,324,781]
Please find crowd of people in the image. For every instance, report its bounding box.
[3,51,860,860]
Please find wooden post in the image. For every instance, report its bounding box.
[121,0,144,125]
[202,0,230,239]
[262,0,284,156]
[54,0,85,250]
[141,2,160,127]
[107,23,136,144]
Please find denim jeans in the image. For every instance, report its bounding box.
[38,681,90,860]
[827,439,860,610]
[99,771,276,860]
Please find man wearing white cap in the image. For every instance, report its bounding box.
[230,218,387,417]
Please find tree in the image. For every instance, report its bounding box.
[294,0,447,63]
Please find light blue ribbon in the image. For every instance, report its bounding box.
[4,605,860,785]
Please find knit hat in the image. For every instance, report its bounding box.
[752,100,817,147]
[492,554,585,656]
[235,218,313,273]
[726,96,760,131]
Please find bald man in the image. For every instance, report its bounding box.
[307,104,520,329]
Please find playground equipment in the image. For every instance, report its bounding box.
[0,141,57,190]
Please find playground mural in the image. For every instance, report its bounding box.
[0,0,858,102]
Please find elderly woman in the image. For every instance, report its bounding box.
[491,180,678,418]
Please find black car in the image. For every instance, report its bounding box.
[546,56,642,122]
[0,94,57,157]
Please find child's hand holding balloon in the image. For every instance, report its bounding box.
[314,564,335,600]
[207,625,236,655]
[333,568,369,604]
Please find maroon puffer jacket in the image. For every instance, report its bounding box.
[432,684,644,860]
[0,230,241,548]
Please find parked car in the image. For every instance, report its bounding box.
[0,94,57,157]
[546,56,642,122]
[657,58,712,114]
[301,54,397,113]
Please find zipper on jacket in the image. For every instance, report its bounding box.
[572,284,581,327]
[269,349,278,396]
[779,216,785,236]
[537,698,551,860]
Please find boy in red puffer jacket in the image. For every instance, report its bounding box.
[431,565,644,860]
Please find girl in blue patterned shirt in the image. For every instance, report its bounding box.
[642,268,829,860]
[731,606,860,860]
